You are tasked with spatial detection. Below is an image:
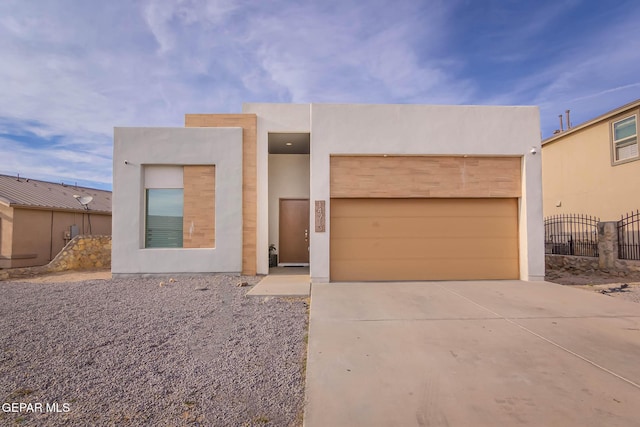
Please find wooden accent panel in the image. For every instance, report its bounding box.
[183,165,215,248]
[330,198,519,281]
[185,114,257,275]
[331,156,521,198]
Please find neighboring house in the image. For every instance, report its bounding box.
[113,103,544,282]
[542,99,640,220]
[0,175,112,268]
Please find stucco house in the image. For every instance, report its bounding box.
[113,103,544,282]
[542,99,640,220]
[0,175,112,268]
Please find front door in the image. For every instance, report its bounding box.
[279,199,310,264]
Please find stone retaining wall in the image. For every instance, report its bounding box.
[545,221,640,276]
[545,254,640,276]
[546,254,607,275]
[0,235,111,281]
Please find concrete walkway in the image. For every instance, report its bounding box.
[304,281,640,426]
[246,274,310,296]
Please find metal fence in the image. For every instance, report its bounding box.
[618,210,640,260]
[544,214,599,257]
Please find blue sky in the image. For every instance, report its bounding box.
[1,0,639,191]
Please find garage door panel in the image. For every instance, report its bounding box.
[330,217,519,239]
[331,258,520,282]
[330,198,519,281]
[331,237,519,261]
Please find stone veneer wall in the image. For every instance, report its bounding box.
[545,254,640,276]
[546,221,640,276]
[546,255,603,275]
[0,235,111,281]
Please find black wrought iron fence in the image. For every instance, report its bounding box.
[544,214,599,257]
[618,210,640,260]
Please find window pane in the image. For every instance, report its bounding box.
[146,189,183,248]
[614,116,636,140]
[616,138,638,161]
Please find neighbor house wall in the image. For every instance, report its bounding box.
[268,154,310,255]
[10,208,51,267]
[49,210,111,258]
[0,204,13,268]
[542,107,640,220]
[6,207,112,268]
[309,104,543,282]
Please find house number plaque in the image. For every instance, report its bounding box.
[315,200,326,232]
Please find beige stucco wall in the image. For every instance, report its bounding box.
[268,154,310,255]
[542,112,640,220]
[6,208,111,268]
[0,204,13,268]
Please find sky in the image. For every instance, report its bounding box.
[1,0,639,191]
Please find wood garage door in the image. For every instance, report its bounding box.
[330,198,519,281]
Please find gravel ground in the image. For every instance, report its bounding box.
[0,275,309,426]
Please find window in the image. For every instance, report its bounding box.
[145,189,183,248]
[612,115,638,163]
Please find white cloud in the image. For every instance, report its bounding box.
[239,0,474,104]
[1,0,639,187]
[474,2,640,136]
[0,136,112,187]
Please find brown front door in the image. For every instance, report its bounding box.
[279,199,310,264]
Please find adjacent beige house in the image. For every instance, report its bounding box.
[542,99,640,220]
[0,175,112,268]
[113,103,544,282]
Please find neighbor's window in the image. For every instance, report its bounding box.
[145,189,184,248]
[612,115,638,163]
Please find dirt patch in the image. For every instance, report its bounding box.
[546,270,640,304]
[545,269,640,286]
[572,283,640,304]
[10,269,111,283]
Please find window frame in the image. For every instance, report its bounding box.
[610,113,639,165]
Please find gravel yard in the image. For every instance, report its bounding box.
[0,275,309,426]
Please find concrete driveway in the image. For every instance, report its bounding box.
[304,281,640,426]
